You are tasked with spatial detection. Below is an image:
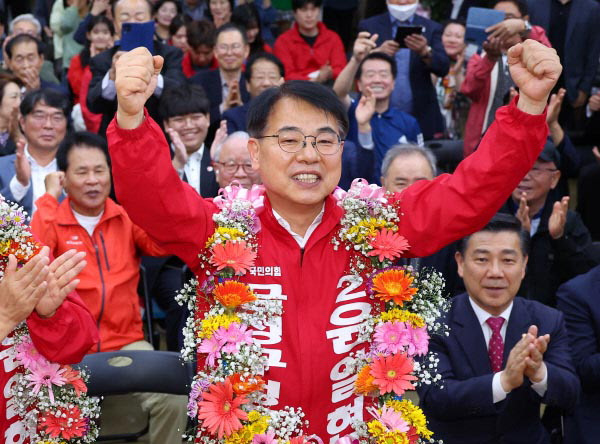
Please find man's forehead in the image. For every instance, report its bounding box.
[11,41,38,55]
[30,102,62,113]
[116,0,152,14]
[217,30,244,44]
[221,140,250,159]
[13,21,38,33]
[466,230,522,253]
[266,98,340,133]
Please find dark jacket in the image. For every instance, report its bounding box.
[223,101,250,134]
[557,265,600,443]
[358,12,449,140]
[500,196,600,306]
[419,293,580,444]
[87,42,185,135]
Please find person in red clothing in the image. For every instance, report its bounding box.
[30,132,187,444]
[181,19,219,78]
[273,0,346,83]
[460,0,551,156]
[108,38,560,440]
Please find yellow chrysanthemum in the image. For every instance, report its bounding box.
[224,425,253,444]
[367,420,409,444]
[379,309,425,328]
[385,399,433,439]
[206,227,246,248]
[247,411,261,422]
[248,415,269,434]
[347,218,394,244]
[199,313,241,338]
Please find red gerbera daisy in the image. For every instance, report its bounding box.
[213,280,257,308]
[210,240,257,275]
[38,405,87,439]
[197,377,249,438]
[370,353,417,395]
[368,228,410,261]
[61,365,88,396]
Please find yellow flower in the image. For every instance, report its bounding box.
[207,227,246,248]
[0,240,10,254]
[347,218,393,244]
[248,415,268,434]
[367,421,409,444]
[367,420,386,438]
[225,425,253,444]
[247,410,261,422]
[379,309,425,328]
[199,313,241,338]
[385,399,433,440]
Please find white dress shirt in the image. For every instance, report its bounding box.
[468,297,548,402]
[9,145,57,215]
[272,205,325,249]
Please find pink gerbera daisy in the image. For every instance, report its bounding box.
[197,378,249,438]
[26,361,67,403]
[198,336,226,367]
[210,241,257,275]
[252,430,278,444]
[370,353,417,395]
[374,321,411,354]
[214,323,253,353]
[407,325,430,357]
[15,339,47,370]
[367,229,410,261]
[368,406,409,432]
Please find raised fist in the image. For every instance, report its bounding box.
[507,40,562,114]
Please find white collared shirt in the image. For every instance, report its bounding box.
[176,144,204,195]
[9,145,57,215]
[272,205,325,249]
[468,297,548,402]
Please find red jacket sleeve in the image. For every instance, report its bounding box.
[460,53,496,101]
[397,97,548,257]
[67,53,84,104]
[132,222,170,257]
[106,110,217,272]
[530,26,552,48]
[273,34,306,81]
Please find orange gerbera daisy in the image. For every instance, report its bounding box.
[230,373,265,395]
[371,268,417,306]
[355,364,379,395]
[368,228,410,261]
[213,281,256,308]
[197,377,249,438]
[61,365,88,396]
[210,240,257,275]
[370,353,417,395]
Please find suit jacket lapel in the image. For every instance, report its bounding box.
[452,294,493,375]
[503,297,532,366]
[200,145,213,195]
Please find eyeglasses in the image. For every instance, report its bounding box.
[28,111,66,124]
[215,161,254,174]
[257,129,343,155]
[215,43,244,53]
[528,166,558,177]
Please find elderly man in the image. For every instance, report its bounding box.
[107,38,560,440]
[213,131,261,188]
[87,0,185,135]
[418,214,579,443]
[0,88,68,215]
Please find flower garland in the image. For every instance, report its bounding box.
[0,197,101,443]
[177,180,449,443]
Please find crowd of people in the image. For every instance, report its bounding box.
[1,0,600,442]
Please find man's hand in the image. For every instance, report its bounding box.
[548,196,569,239]
[404,33,428,57]
[223,80,243,111]
[589,92,600,112]
[355,87,376,131]
[315,63,333,83]
[21,67,41,91]
[500,332,532,392]
[44,171,65,199]
[593,146,600,164]
[116,48,164,129]
[352,32,378,63]
[210,120,228,160]
[0,251,50,338]
[507,40,562,115]
[375,40,400,57]
[35,249,87,318]
[90,0,110,15]
[572,90,588,108]
[515,192,531,233]
[486,18,527,41]
[482,37,502,61]
[15,139,31,187]
[167,127,188,172]
[522,325,550,383]
[108,50,125,81]
[546,88,565,125]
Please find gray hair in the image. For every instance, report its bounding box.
[380,144,437,178]
[9,14,42,36]
[213,131,250,162]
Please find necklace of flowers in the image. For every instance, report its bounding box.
[176,180,449,444]
[1,197,101,443]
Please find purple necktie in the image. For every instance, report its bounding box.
[486,316,505,373]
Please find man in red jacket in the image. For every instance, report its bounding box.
[107,38,560,441]
[274,0,346,83]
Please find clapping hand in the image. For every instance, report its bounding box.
[167,127,188,172]
[548,196,569,240]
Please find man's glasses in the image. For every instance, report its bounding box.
[29,111,66,125]
[215,161,254,174]
[257,129,343,155]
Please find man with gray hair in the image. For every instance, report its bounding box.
[380,143,437,193]
[213,131,261,189]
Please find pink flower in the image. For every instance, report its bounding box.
[335,179,387,204]
[407,325,430,357]
[368,229,410,262]
[214,323,253,353]
[197,378,248,438]
[368,406,409,432]
[374,321,410,355]
[15,339,48,370]
[214,184,265,210]
[370,353,417,395]
[252,430,278,444]
[26,361,67,403]
[198,336,226,367]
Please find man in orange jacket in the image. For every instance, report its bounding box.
[30,131,187,444]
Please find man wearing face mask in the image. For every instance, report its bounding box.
[359,0,449,140]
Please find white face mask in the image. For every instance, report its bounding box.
[387,2,418,22]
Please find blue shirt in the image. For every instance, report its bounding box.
[390,14,414,114]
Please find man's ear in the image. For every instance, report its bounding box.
[455,251,465,278]
[549,169,561,189]
[247,137,260,171]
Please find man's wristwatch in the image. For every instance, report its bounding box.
[421,45,432,59]
[520,20,532,37]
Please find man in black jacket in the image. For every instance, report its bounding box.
[86,0,185,135]
[500,140,600,307]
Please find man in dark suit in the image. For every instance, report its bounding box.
[526,0,600,127]
[190,23,250,131]
[418,214,580,443]
[556,265,600,444]
[86,0,185,136]
[358,0,449,140]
